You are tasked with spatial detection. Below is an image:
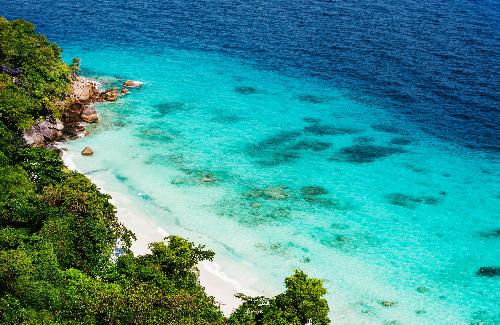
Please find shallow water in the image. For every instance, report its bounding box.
[50,47,498,324]
[3,1,500,323]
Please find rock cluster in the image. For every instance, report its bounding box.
[22,75,142,150]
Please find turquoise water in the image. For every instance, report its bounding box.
[60,47,499,324]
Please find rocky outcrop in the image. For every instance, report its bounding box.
[23,117,64,147]
[103,89,119,101]
[80,106,99,123]
[23,74,138,148]
[124,80,142,88]
[68,77,101,103]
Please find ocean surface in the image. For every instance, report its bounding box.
[2,0,499,323]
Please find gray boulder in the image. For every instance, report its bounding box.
[22,118,65,147]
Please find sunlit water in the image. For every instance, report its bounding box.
[55,47,498,324]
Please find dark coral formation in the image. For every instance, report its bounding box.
[390,137,412,145]
[386,193,440,208]
[247,131,302,165]
[234,86,257,95]
[335,144,406,163]
[303,117,321,124]
[291,140,331,152]
[304,123,359,136]
[296,94,327,104]
[479,229,500,238]
[476,266,500,277]
[371,123,403,134]
[154,101,185,116]
[301,186,329,197]
[353,136,375,143]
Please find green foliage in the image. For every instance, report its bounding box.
[0,17,71,130]
[230,270,330,325]
[17,147,64,190]
[0,17,330,324]
[69,57,80,75]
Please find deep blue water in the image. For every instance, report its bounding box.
[2,0,500,152]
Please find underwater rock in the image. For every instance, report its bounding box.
[263,186,290,200]
[155,101,185,115]
[81,146,93,156]
[320,234,353,250]
[200,173,217,183]
[304,124,359,136]
[379,300,398,307]
[301,186,329,196]
[476,266,500,277]
[80,106,98,123]
[337,144,406,163]
[405,164,427,173]
[250,202,261,209]
[251,131,302,151]
[390,137,412,145]
[248,131,302,165]
[244,186,290,200]
[234,86,257,95]
[371,123,402,134]
[416,286,429,294]
[353,136,375,143]
[291,140,331,151]
[297,94,326,104]
[121,88,129,94]
[303,117,321,123]
[124,80,143,88]
[386,193,440,208]
[258,151,301,166]
[479,229,500,238]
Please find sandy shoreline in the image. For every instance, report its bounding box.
[61,152,251,316]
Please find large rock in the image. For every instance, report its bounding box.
[81,106,99,123]
[23,118,64,146]
[124,80,142,88]
[102,89,119,101]
[263,186,289,200]
[68,77,100,102]
[23,128,45,147]
[81,147,93,156]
